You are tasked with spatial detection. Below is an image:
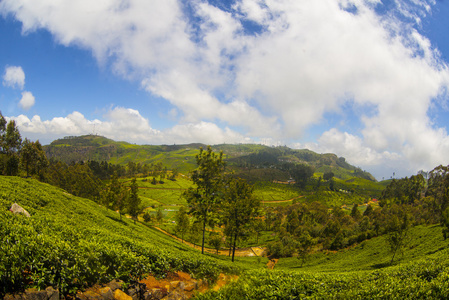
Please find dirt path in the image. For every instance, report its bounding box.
[153,226,266,257]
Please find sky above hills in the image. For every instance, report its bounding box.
[1,0,449,180]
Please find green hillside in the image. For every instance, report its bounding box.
[2,176,449,299]
[0,176,261,296]
[197,224,449,299]
[44,135,375,181]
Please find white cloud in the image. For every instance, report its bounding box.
[3,66,25,89]
[10,107,251,146]
[1,0,449,178]
[19,91,35,110]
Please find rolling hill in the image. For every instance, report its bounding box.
[2,175,449,299]
[44,135,375,181]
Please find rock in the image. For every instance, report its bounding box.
[107,279,124,292]
[10,203,31,217]
[24,288,47,300]
[80,290,102,300]
[183,282,196,292]
[169,281,180,291]
[99,287,114,300]
[45,287,59,300]
[113,289,132,300]
[164,290,187,300]
[4,294,26,300]
[150,288,167,300]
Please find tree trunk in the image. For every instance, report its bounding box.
[232,233,237,262]
[201,218,206,254]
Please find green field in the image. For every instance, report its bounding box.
[2,175,449,299]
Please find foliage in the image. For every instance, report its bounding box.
[290,164,315,188]
[127,178,142,223]
[221,178,261,262]
[183,146,226,254]
[174,206,190,243]
[0,176,242,297]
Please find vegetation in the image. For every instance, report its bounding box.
[0,176,242,297]
[183,146,226,254]
[2,127,449,299]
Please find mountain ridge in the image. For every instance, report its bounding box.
[44,134,376,181]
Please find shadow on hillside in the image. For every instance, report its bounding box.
[106,215,128,226]
[370,262,391,269]
[426,246,446,256]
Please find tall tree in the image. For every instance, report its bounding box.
[222,178,261,262]
[20,139,48,177]
[3,120,22,154]
[0,118,22,176]
[128,178,141,224]
[183,146,226,254]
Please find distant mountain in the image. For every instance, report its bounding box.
[44,135,376,181]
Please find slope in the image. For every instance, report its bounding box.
[0,176,264,296]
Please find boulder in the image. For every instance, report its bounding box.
[10,203,31,217]
[113,289,132,300]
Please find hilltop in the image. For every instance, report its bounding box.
[44,135,375,181]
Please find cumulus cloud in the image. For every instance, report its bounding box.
[2,66,25,89]
[10,107,251,146]
[1,0,449,178]
[19,91,35,110]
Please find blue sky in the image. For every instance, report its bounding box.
[1,0,449,180]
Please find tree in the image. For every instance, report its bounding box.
[189,221,202,248]
[296,229,315,266]
[221,178,261,262]
[386,205,410,265]
[183,146,226,254]
[0,118,22,176]
[350,203,362,221]
[156,208,164,223]
[143,211,153,223]
[323,171,334,181]
[2,120,22,154]
[20,139,48,177]
[442,207,449,240]
[209,232,222,255]
[128,178,142,224]
[175,206,190,243]
[363,204,374,217]
[290,164,314,188]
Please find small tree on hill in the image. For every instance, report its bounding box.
[350,203,362,221]
[156,208,164,224]
[386,205,411,265]
[175,206,190,243]
[209,232,222,255]
[290,164,314,189]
